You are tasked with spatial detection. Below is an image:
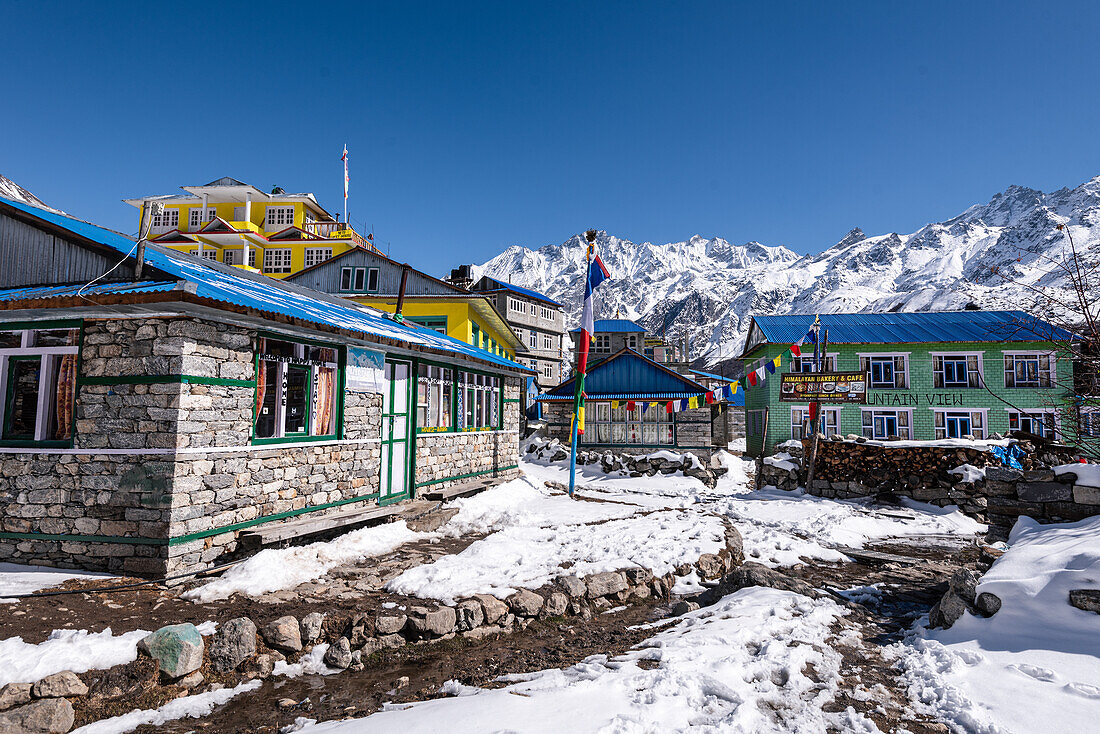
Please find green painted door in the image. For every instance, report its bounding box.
[380,359,412,503]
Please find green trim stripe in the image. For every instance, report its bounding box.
[82,375,255,387]
[0,532,168,545]
[503,398,521,403]
[415,464,519,488]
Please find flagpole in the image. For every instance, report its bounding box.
[805,318,827,492]
[342,144,349,225]
[568,230,599,498]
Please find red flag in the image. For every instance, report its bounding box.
[808,403,819,421]
[747,371,758,386]
[790,343,801,357]
[626,400,636,411]
[665,400,674,413]
[705,391,714,404]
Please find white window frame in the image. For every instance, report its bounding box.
[509,298,526,314]
[265,205,295,229]
[0,328,81,443]
[791,353,838,372]
[150,207,179,233]
[858,352,910,390]
[263,248,293,273]
[1006,408,1059,439]
[542,363,553,380]
[541,334,553,351]
[540,306,553,321]
[932,408,988,440]
[594,334,611,353]
[1004,351,1055,389]
[188,207,217,230]
[860,408,913,440]
[528,332,538,349]
[931,351,984,389]
[791,406,839,439]
[1081,408,1100,437]
[303,247,333,268]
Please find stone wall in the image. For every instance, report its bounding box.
[414,377,524,491]
[541,401,717,460]
[753,438,1099,540]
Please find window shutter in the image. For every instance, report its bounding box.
[967,356,980,388]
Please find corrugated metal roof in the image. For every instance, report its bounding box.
[0,280,179,302]
[535,391,703,401]
[0,196,532,375]
[478,278,562,307]
[569,319,646,334]
[545,349,706,398]
[750,311,1075,348]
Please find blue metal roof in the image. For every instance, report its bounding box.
[569,319,646,334]
[545,349,706,399]
[749,311,1075,350]
[479,278,561,307]
[535,391,704,401]
[0,281,179,301]
[0,197,533,375]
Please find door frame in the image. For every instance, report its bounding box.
[380,358,414,505]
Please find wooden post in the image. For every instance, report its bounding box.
[395,264,410,321]
[805,327,828,491]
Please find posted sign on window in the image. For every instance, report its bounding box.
[779,371,867,403]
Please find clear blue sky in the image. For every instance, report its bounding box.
[2,1,1098,273]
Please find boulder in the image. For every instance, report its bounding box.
[344,613,375,649]
[1069,589,1100,614]
[137,623,204,678]
[32,671,87,699]
[406,606,457,638]
[671,600,700,616]
[463,625,502,641]
[378,634,406,649]
[0,683,32,711]
[262,616,303,653]
[0,698,74,733]
[699,562,817,606]
[240,653,276,680]
[696,553,724,579]
[976,592,1002,616]
[557,575,587,598]
[300,612,325,644]
[474,594,509,624]
[323,637,352,669]
[359,637,383,657]
[623,568,652,586]
[507,589,545,617]
[542,591,569,617]
[585,571,627,598]
[209,617,257,673]
[177,671,204,689]
[928,592,969,629]
[376,613,407,636]
[724,526,745,566]
[455,599,485,631]
[949,569,979,605]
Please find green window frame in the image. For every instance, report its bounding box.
[0,322,82,448]
[415,359,504,434]
[252,335,344,444]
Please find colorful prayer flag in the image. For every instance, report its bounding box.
[747,371,758,386]
[679,398,689,411]
[611,400,620,409]
[773,355,782,370]
[705,391,714,404]
[626,400,636,411]
[765,359,776,375]
[665,400,675,413]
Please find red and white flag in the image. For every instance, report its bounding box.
[576,253,611,375]
[342,145,349,200]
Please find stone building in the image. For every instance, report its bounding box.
[0,196,531,577]
[535,348,735,459]
[741,311,1079,457]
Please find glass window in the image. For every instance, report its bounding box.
[151,207,179,231]
[266,206,295,228]
[457,371,499,430]
[366,267,380,292]
[0,328,80,443]
[253,337,340,440]
[353,267,366,291]
[584,400,673,445]
[594,335,611,353]
[417,364,454,431]
[263,248,293,274]
[934,355,980,388]
[934,410,985,440]
[189,207,217,229]
[863,356,907,389]
[1005,354,1053,388]
[340,267,353,291]
[1008,411,1056,439]
[792,355,836,372]
[304,248,333,268]
[861,410,910,440]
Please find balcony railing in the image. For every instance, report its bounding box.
[302,222,382,254]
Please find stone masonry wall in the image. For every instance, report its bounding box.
[414,377,523,491]
[542,401,716,460]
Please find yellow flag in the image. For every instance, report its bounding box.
[731,381,739,393]
[688,395,698,409]
[577,404,585,433]
[611,400,620,410]
[773,354,782,370]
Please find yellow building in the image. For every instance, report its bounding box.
[360,295,524,361]
[123,177,379,278]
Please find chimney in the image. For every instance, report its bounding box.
[394,264,411,321]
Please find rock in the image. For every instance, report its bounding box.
[32,672,87,699]
[674,563,694,576]
[278,698,297,709]
[323,637,352,669]
[507,589,544,617]
[262,616,303,653]
[463,625,502,641]
[542,591,569,617]
[699,563,817,606]
[137,623,205,678]
[209,617,257,673]
[0,698,74,733]
[985,467,1023,482]
[557,575,587,598]
[928,592,969,629]
[724,527,745,566]
[375,613,407,636]
[976,592,1002,616]
[671,600,700,616]
[0,683,32,711]
[474,594,509,624]
[245,653,281,680]
[359,638,383,657]
[349,650,364,671]
[344,613,375,649]
[948,569,980,605]
[623,568,652,586]
[585,572,627,598]
[394,676,410,689]
[455,599,485,631]
[650,576,672,597]
[378,634,406,649]
[177,671,204,688]
[632,584,651,599]
[300,612,325,644]
[1069,589,1100,614]
[696,553,724,579]
[1016,481,1072,503]
[406,606,457,638]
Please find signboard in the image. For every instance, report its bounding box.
[779,371,866,403]
[345,347,386,394]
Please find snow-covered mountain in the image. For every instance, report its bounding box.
[0,174,64,214]
[473,176,1100,368]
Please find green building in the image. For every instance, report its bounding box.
[741,311,1078,457]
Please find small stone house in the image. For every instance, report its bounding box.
[0,196,532,577]
[535,348,735,459]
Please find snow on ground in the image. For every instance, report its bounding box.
[891,515,1100,733]
[71,680,263,734]
[293,588,879,734]
[0,628,150,688]
[1055,462,1100,488]
[184,521,429,603]
[0,562,112,603]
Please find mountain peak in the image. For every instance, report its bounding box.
[0,174,64,214]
